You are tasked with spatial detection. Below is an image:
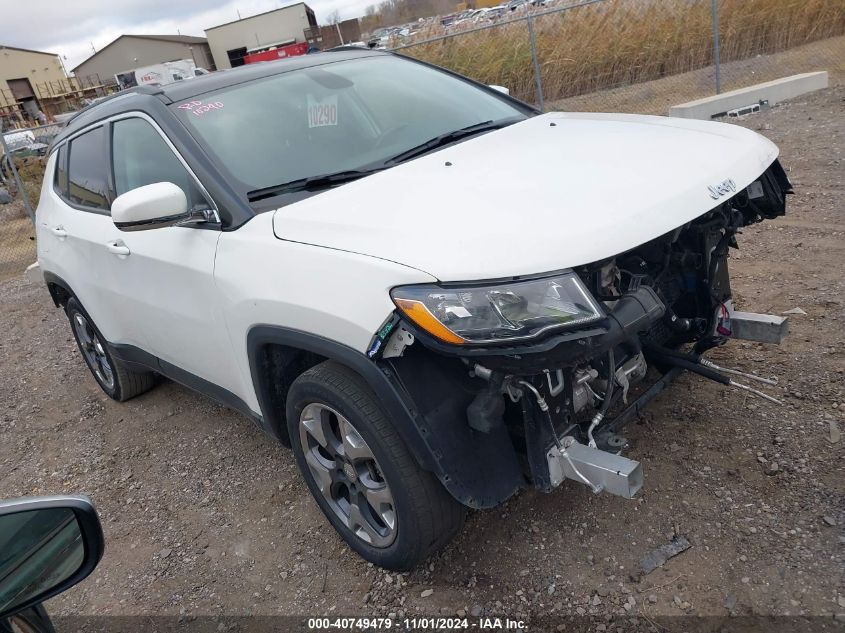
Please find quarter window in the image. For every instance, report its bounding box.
[111,118,209,211]
[53,145,68,196]
[67,127,109,210]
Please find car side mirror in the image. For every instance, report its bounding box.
[112,182,211,231]
[0,496,104,620]
[489,85,510,96]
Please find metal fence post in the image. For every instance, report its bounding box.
[0,133,35,224]
[526,13,546,112]
[526,14,545,112]
[711,0,721,94]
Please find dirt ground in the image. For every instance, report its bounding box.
[0,86,842,629]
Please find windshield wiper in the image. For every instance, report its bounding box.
[386,117,521,165]
[247,167,386,202]
[246,117,522,202]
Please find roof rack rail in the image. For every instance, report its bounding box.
[327,45,380,53]
[65,84,165,126]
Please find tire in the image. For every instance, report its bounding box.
[286,360,465,570]
[65,297,156,402]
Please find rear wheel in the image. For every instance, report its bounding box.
[286,361,465,570]
[66,297,156,402]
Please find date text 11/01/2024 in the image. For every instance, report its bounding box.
[307,617,528,630]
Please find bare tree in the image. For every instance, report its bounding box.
[326,9,341,24]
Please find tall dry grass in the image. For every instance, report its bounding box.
[399,0,845,103]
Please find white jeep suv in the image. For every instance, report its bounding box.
[35,49,791,569]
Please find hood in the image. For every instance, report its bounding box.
[272,112,778,282]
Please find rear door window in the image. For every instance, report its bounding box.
[67,127,109,210]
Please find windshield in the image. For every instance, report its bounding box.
[172,55,529,199]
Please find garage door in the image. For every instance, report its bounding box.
[7,78,35,100]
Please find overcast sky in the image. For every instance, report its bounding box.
[1,0,374,71]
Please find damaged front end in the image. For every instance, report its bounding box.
[368,160,792,509]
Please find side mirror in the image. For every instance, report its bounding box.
[489,85,510,96]
[112,182,211,231]
[0,496,104,620]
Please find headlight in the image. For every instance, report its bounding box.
[391,272,603,345]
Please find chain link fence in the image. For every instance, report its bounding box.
[396,0,845,113]
[1,71,116,282]
[0,123,60,281]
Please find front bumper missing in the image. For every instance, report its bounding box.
[547,438,643,499]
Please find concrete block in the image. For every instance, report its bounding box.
[730,311,789,344]
[669,71,829,120]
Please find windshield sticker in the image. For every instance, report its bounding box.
[178,100,224,117]
[307,95,338,128]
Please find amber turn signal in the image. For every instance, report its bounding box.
[393,298,466,345]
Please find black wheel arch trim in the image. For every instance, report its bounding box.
[247,325,525,508]
[247,325,436,471]
[42,271,75,308]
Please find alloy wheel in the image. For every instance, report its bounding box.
[299,403,397,547]
[72,312,115,391]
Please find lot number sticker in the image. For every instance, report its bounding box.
[177,100,224,117]
[307,95,338,128]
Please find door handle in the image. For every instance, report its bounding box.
[51,226,67,239]
[106,240,131,257]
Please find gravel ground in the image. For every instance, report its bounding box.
[0,86,842,629]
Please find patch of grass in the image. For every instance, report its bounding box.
[7,156,46,216]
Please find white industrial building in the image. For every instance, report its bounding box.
[204,3,318,70]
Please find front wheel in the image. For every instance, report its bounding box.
[286,361,465,570]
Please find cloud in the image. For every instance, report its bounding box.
[1,0,375,70]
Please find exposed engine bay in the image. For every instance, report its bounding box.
[374,159,792,508]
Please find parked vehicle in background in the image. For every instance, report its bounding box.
[367,26,413,49]
[0,496,104,632]
[115,60,208,90]
[1,129,58,157]
[2,130,37,153]
[485,6,509,20]
[469,8,497,22]
[366,27,390,48]
[35,49,791,570]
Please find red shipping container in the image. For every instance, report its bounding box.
[244,42,309,64]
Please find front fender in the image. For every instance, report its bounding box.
[246,325,525,508]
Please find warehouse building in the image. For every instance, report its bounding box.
[71,35,214,83]
[0,45,67,123]
[304,20,363,50]
[205,3,318,70]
